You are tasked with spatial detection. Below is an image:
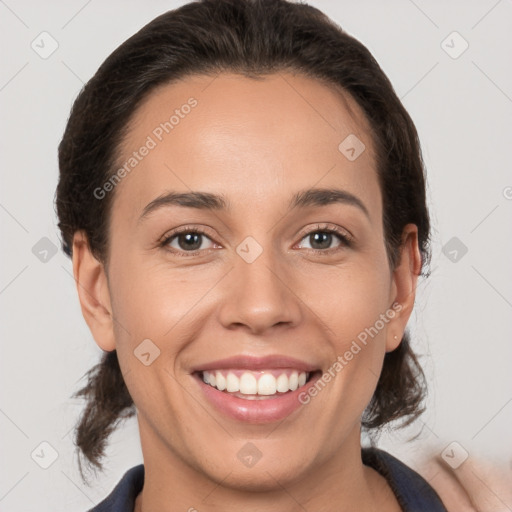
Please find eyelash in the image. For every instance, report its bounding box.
[159,223,353,258]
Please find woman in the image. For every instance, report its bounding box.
[56,0,448,510]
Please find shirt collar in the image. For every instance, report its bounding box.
[89,447,447,512]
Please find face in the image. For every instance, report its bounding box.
[74,72,420,491]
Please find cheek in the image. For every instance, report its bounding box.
[315,256,392,389]
[107,259,196,427]
[108,256,224,385]
[109,255,208,330]
[315,258,392,336]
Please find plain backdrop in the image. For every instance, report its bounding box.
[0,0,511,510]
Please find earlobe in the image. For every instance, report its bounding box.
[386,224,422,352]
[72,231,116,352]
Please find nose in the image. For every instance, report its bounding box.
[217,243,302,335]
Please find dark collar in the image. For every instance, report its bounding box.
[89,447,447,511]
[362,447,447,511]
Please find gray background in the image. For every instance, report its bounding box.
[0,0,511,510]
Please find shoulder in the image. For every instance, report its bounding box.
[365,445,512,512]
[87,464,144,512]
[414,452,512,512]
[363,447,448,512]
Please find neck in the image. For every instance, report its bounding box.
[134,420,400,512]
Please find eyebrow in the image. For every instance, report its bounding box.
[138,187,370,222]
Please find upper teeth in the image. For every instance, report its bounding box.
[202,370,309,395]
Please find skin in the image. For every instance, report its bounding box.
[415,446,512,511]
[72,72,422,511]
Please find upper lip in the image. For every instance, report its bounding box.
[191,355,319,373]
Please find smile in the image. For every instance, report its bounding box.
[193,368,322,423]
[201,369,310,397]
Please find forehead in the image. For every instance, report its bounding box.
[111,72,381,225]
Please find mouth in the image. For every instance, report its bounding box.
[195,368,320,399]
[192,367,323,423]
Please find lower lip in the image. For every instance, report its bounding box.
[193,372,321,423]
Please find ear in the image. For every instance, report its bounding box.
[72,230,116,352]
[386,223,422,352]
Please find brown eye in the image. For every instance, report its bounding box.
[307,231,336,250]
[160,227,215,256]
[173,232,204,251]
[297,225,352,253]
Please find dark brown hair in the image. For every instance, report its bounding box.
[55,0,431,483]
